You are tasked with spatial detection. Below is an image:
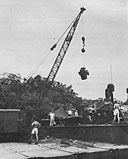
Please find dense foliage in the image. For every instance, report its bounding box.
[1,73,126,125]
[0,73,87,118]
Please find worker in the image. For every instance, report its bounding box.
[49,110,56,126]
[88,105,96,123]
[113,101,120,123]
[30,120,41,144]
[75,110,79,116]
[68,109,72,116]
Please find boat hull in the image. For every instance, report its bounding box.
[40,124,128,144]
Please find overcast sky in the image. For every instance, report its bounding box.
[0,0,127,101]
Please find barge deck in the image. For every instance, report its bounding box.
[1,139,128,159]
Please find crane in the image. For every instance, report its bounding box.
[31,7,86,122]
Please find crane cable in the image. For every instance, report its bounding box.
[50,18,76,51]
[26,52,51,81]
[32,12,84,119]
[26,18,76,80]
[25,13,81,119]
[81,14,86,67]
[20,18,75,97]
[81,14,86,54]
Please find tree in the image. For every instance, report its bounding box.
[0,73,22,108]
[0,72,104,125]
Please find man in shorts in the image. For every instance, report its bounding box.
[49,110,56,126]
[31,120,41,144]
[113,101,120,123]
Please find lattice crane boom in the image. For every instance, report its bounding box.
[31,7,86,122]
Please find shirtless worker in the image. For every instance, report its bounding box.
[30,120,41,144]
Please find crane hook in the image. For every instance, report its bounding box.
[81,48,85,53]
[82,36,85,45]
[81,36,85,53]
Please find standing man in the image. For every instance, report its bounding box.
[31,120,41,144]
[113,101,120,123]
[49,110,55,126]
[88,105,96,123]
[68,109,72,116]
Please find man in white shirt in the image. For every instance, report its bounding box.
[68,110,72,116]
[113,101,120,123]
[49,111,55,126]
